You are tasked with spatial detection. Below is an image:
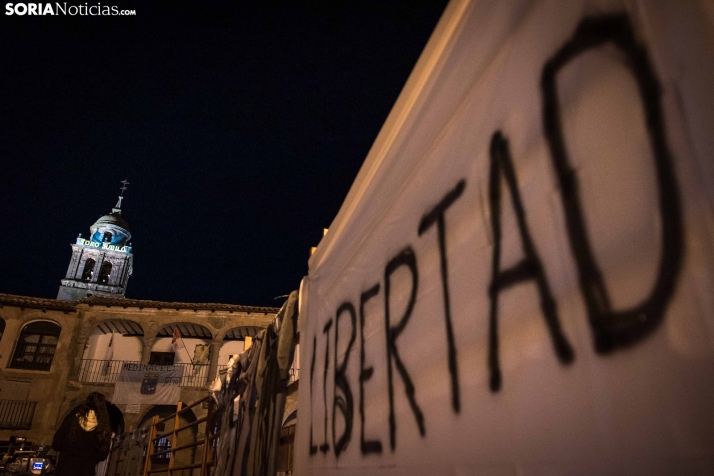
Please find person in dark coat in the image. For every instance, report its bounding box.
[52,392,113,476]
[105,400,125,434]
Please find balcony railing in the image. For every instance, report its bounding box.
[77,359,136,383]
[0,400,37,430]
[77,359,212,387]
[177,362,211,387]
[8,341,57,371]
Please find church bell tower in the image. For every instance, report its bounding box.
[57,181,134,301]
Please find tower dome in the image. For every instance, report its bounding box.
[90,211,131,246]
[57,180,134,301]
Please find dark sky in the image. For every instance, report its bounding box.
[0,1,448,306]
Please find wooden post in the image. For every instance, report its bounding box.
[200,398,214,476]
[142,415,158,476]
[168,401,183,476]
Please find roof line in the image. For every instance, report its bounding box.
[0,293,279,313]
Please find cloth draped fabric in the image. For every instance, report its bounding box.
[210,290,299,476]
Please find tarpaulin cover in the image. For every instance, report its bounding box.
[295,0,714,474]
[112,363,184,405]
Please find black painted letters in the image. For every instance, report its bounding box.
[333,302,356,458]
[309,335,318,455]
[541,14,683,354]
[359,284,383,455]
[320,319,332,454]
[384,247,425,451]
[418,180,465,413]
[305,13,683,460]
[487,132,574,392]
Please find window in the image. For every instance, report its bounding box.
[81,259,96,281]
[9,321,61,371]
[98,262,112,284]
[149,352,175,366]
[0,318,5,342]
[102,232,113,243]
[152,436,171,464]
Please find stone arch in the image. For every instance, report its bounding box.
[19,316,62,328]
[78,319,145,382]
[152,323,214,387]
[88,317,145,335]
[137,404,197,428]
[151,322,214,363]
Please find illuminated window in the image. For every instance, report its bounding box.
[152,436,171,464]
[81,259,96,281]
[98,262,112,284]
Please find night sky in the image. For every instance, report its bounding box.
[0,1,449,306]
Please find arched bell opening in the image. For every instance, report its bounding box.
[98,261,113,284]
[81,258,96,281]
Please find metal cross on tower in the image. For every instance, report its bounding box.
[116,179,130,210]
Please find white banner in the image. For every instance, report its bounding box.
[296,0,714,475]
[112,363,184,405]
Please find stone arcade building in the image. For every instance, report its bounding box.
[0,199,287,450]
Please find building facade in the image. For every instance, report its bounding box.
[0,293,279,445]
[0,199,290,448]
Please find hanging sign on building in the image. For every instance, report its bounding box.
[295,0,714,475]
[112,363,184,405]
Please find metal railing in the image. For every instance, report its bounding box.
[8,341,57,371]
[175,362,211,387]
[76,359,212,387]
[78,359,135,383]
[0,400,37,430]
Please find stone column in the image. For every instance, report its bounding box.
[141,333,157,364]
[69,315,92,381]
[91,253,105,284]
[207,341,222,382]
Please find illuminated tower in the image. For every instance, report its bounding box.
[57,181,134,301]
